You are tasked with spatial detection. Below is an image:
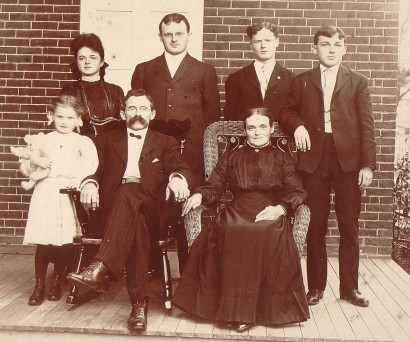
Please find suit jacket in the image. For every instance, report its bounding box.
[224,62,295,122]
[131,53,220,148]
[89,128,196,231]
[280,64,376,174]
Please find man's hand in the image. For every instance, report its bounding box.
[166,176,190,202]
[255,205,286,222]
[81,182,99,210]
[294,126,311,152]
[358,167,373,189]
[182,193,202,216]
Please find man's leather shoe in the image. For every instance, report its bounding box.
[306,289,324,305]
[128,299,148,332]
[340,289,369,307]
[66,260,110,293]
[236,323,252,332]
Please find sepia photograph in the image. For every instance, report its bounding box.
[0,0,409,341]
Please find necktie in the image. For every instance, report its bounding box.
[260,65,269,98]
[129,132,142,139]
[322,68,332,132]
[322,68,329,88]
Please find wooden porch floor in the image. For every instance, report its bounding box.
[0,245,409,342]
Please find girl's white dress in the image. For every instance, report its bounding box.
[23,131,98,246]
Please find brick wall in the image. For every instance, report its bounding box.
[0,0,80,243]
[0,0,399,257]
[202,0,399,257]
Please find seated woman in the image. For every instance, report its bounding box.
[61,33,124,137]
[173,108,309,332]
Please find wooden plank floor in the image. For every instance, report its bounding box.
[0,245,409,342]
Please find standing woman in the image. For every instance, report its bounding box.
[62,33,125,137]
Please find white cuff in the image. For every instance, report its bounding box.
[80,179,99,190]
[169,172,188,186]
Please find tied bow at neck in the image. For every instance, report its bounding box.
[129,132,142,139]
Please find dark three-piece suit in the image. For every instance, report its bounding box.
[131,53,221,183]
[89,128,195,302]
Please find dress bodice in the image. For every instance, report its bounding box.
[196,144,306,211]
[61,80,125,136]
[45,131,98,185]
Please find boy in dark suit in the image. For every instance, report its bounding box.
[67,89,195,331]
[224,22,295,122]
[280,26,376,307]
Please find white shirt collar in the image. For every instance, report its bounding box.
[164,50,187,65]
[320,63,341,74]
[127,127,148,140]
[254,59,276,72]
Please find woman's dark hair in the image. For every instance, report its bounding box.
[53,95,85,118]
[69,33,107,79]
[124,89,155,110]
[246,22,279,39]
[244,107,273,127]
[71,33,105,60]
[159,13,190,34]
[313,25,346,45]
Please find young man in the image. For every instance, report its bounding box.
[280,26,376,307]
[131,13,220,184]
[131,13,220,272]
[224,22,295,122]
[67,89,195,332]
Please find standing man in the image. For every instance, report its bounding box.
[224,22,295,122]
[67,89,195,332]
[131,13,220,272]
[280,26,376,307]
[131,13,220,184]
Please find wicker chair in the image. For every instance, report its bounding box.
[184,120,310,257]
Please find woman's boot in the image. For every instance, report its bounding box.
[48,244,72,301]
[28,244,49,306]
[47,273,62,301]
[28,277,46,305]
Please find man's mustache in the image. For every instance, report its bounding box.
[128,115,147,126]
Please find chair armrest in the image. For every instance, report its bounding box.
[184,206,203,248]
[291,204,311,257]
[184,201,310,256]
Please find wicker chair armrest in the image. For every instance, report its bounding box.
[184,206,204,248]
[291,204,310,257]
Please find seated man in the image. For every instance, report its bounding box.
[67,89,195,332]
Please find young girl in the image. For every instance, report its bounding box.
[22,95,99,305]
[61,33,125,137]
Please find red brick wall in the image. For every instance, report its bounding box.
[0,0,399,257]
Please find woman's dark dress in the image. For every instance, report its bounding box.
[174,143,310,325]
[61,80,125,137]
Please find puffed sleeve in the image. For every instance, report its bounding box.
[279,152,307,211]
[75,135,99,185]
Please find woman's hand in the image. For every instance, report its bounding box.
[182,193,203,216]
[255,205,286,222]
